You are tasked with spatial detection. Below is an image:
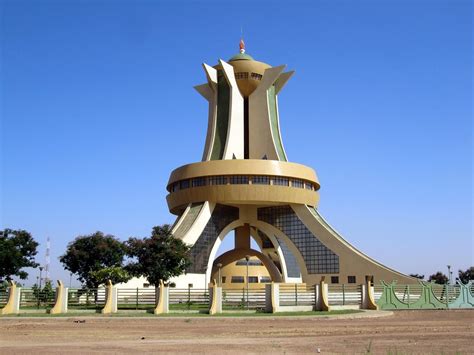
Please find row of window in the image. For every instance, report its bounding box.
[222,276,272,284]
[234,72,263,81]
[170,175,316,193]
[331,276,357,284]
[235,259,264,266]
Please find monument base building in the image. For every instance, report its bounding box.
[165,42,416,289]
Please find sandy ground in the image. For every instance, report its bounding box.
[0,310,473,354]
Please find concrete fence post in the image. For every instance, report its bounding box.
[101,280,117,314]
[314,283,320,310]
[361,283,367,309]
[154,280,169,314]
[0,281,21,315]
[265,282,280,313]
[49,280,68,314]
[363,280,378,310]
[316,279,330,311]
[209,280,222,315]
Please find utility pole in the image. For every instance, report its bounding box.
[37,266,44,309]
[245,255,250,310]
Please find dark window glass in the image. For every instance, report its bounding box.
[331,276,339,284]
[230,175,249,184]
[192,177,207,187]
[253,176,270,185]
[209,176,227,185]
[292,179,304,188]
[179,180,190,189]
[248,276,258,283]
[348,276,356,284]
[231,276,245,283]
[258,206,340,274]
[187,205,239,273]
[236,259,263,266]
[305,182,313,190]
[262,239,273,249]
[221,276,226,284]
[250,72,262,80]
[235,72,249,79]
[260,276,271,283]
[273,177,289,186]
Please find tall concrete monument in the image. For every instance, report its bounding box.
[167,40,414,288]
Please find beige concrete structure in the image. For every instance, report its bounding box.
[167,41,416,290]
[49,280,68,314]
[0,281,21,315]
[101,280,117,314]
[210,255,276,290]
[154,280,169,314]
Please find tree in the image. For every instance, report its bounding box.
[42,280,55,303]
[458,267,473,284]
[126,225,191,286]
[428,271,448,285]
[89,266,132,286]
[0,229,39,281]
[409,274,425,280]
[60,232,126,289]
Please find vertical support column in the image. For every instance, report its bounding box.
[265,282,280,313]
[316,278,330,311]
[101,280,117,314]
[209,280,222,315]
[0,281,21,315]
[361,283,367,309]
[49,280,68,314]
[362,280,378,310]
[154,280,169,314]
[218,60,244,160]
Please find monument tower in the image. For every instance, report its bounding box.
[167,40,414,287]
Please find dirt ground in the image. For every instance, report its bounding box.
[0,310,472,354]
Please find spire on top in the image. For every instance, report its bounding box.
[239,38,245,54]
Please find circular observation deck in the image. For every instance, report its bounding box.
[166,160,320,214]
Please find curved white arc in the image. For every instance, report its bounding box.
[274,71,294,94]
[252,65,286,96]
[255,225,291,282]
[219,59,244,160]
[205,219,246,286]
[199,64,218,161]
[273,95,288,161]
[171,203,192,234]
[248,65,286,160]
[250,227,289,282]
[203,217,306,286]
[254,220,309,280]
[180,201,216,246]
[203,63,218,86]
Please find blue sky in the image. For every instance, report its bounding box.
[1,0,472,286]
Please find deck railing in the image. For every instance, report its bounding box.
[2,280,472,313]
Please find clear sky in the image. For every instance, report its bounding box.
[1,0,472,286]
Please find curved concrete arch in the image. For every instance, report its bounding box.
[205,219,247,284]
[211,248,283,283]
[203,216,308,286]
[253,220,309,281]
[249,226,292,282]
[252,229,288,282]
[219,60,244,160]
